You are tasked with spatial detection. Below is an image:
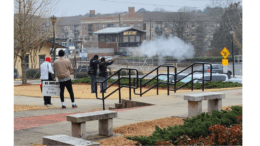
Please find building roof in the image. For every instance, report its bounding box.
[93,27,146,34]
[57,15,84,26]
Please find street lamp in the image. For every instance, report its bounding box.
[50,15,57,62]
[229,28,235,77]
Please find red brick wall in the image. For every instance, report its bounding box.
[98,42,106,48]
[106,42,118,52]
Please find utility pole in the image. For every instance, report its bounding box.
[150,18,152,41]
[119,14,121,27]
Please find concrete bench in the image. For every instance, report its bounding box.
[67,110,117,138]
[184,92,225,117]
[43,134,100,146]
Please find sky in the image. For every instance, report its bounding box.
[53,0,239,17]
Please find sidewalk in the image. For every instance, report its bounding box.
[14,88,242,146]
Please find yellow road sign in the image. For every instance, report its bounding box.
[222,59,229,66]
[220,47,230,59]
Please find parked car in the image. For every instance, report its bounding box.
[227,77,242,84]
[194,73,229,83]
[198,64,232,78]
[14,69,19,79]
[158,73,192,83]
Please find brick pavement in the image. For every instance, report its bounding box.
[14,106,147,131]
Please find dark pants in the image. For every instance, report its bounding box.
[90,74,97,93]
[59,79,74,103]
[41,80,51,105]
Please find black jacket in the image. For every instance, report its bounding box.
[89,58,100,75]
[98,61,114,77]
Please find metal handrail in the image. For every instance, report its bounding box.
[174,62,212,91]
[133,65,177,96]
[96,62,212,110]
[95,68,138,110]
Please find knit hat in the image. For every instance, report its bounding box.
[101,57,105,62]
[45,57,51,63]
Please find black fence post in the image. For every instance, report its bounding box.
[157,69,159,95]
[191,65,193,91]
[174,67,176,93]
[129,69,131,100]
[118,71,121,103]
[167,66,169,95]
[202,64,204,91]
[102,82,105,110]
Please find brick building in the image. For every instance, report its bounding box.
[81,7,143,44]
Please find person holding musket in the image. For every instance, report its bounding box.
[88,55,100,93]
[98,57,115,93]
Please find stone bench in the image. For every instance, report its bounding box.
[67,110,117,138]
[43,134,100,146]
[184,92,225,117]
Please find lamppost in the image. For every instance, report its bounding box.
[50,15,57,62]
[229,28,235,78]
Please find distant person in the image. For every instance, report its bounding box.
[98,57,115,93]
[40,57,54,106]
[54,50,77,109]
[89,55,100,93]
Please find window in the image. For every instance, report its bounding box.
[130,36,135,42]
[84,34,87,38]
[102,24,105,29]
[123,23,127,27]
[99,35,105,42]
[95,24,99,30]
[137,23,141,29]
[123,36,128,42]
[107,23,113,27]
[115,23,119,27]
[106,35,111,42]
[88,33,93,37]
[70,25,73,30]
[136,36,140,42]
[88,24,93,31]
[130,23,134,27]
[111,36,116,42]
[151,23,153,28]
[143,23,146,30]
[83,25,86,30]
[70,34,73,38]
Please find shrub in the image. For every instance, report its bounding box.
[26,69,40,79]
[72,77,91,84]
[74,72,88,79]
[126,106,242,145]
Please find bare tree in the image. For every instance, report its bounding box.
[168,11,194,41]
[14,0,59,84]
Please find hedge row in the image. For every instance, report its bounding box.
[126,106,242,145]
[72,77,242,89]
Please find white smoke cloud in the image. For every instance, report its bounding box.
[127,35,194,61]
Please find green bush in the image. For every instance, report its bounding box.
[26,69,40,79]
[75,72,88,79]
[72,77,91,84]
[72,77,242,89]
[126,106,242,145]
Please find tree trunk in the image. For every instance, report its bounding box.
[21,57,27,84]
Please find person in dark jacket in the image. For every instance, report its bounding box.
[98,57,115,93]
[89,55,100,93]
